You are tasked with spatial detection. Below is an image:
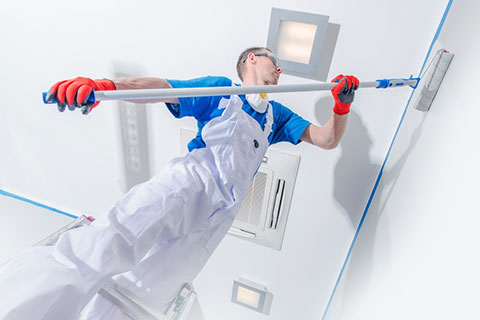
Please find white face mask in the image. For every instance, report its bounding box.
[246,93,269,113]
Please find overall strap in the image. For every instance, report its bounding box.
[263,103,273,139]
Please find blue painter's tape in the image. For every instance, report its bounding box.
[0,189,77,219]
[419,0,454,76]
[322,1,453,319]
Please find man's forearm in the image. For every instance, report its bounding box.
[302,73,357,149]
[301,112,348,150]
[113,77,179,104]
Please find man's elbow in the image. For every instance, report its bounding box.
[323,141,339,150]
[317,139,339,150]
[307,128,342,150]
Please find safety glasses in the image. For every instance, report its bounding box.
[243,53,279,67]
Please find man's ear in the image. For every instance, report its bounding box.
[247,52,257,65]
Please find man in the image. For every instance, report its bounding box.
[0,47,358,320]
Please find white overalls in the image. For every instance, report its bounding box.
[0,95,273,320]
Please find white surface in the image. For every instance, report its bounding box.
[0,194,73,264]
[325,1,480,319]
[0,0,448,319]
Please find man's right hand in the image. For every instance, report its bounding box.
[45,77,116,114]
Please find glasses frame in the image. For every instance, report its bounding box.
[243,53,279,67]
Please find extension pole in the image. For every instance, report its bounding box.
[42,77,419,104]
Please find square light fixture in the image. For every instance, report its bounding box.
[267,8,340,81]
[232,278,273,315]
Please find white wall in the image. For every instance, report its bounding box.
[325,1,480,319]
[0,0,449,319]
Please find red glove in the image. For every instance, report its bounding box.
[331,74,359,115]
[46,77,116,114]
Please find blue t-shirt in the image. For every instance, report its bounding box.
[165,76,311,152]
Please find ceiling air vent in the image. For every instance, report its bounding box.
[181,128,301,251]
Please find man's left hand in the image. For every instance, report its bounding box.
[331,74,359,115]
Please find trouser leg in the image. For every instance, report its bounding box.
[0,178,187,320]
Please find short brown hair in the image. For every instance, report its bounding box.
[236,47,273,81]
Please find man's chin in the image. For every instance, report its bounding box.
[272,75,280,85]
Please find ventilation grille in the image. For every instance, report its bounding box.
[180,127,301,251]
[237,172,268,227]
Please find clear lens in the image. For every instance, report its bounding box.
[256,53,279,67]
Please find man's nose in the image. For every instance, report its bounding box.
[276,66,283,74]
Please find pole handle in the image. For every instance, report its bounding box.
[41,77,420,104]
[42,91,96,105]
[375,75,420,89]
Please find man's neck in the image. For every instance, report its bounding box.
[242,79,264,86]
[241,72,262,86]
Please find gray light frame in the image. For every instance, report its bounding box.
[232,279,272,314]
[232,280,266,312]
[267,8,338,81]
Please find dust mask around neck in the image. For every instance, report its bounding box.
[246,93,269,113]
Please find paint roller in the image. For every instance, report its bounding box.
[413,49,454,111]
[42,51,453,111]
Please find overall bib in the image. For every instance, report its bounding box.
[0,95,273,320]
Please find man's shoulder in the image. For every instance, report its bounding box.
[200,75,233,86]
[168,76,233,88]
[269,99,291,113]
[268,100,305,122]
